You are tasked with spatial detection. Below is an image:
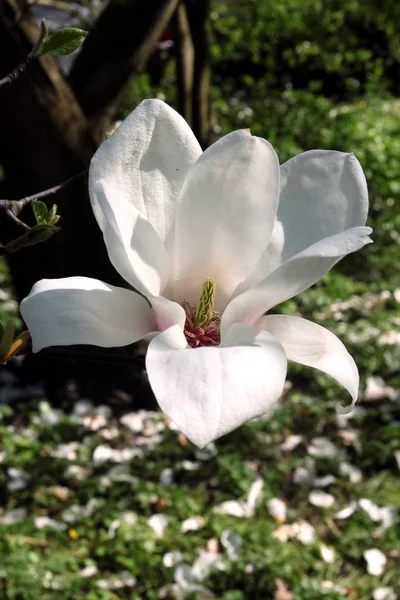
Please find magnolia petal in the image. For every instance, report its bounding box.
[277,150,369,261]
[91,180,170,296]
[146,323,287,448]
[89,99,202,246]
[150,295,186,331]
[258,315,359,409]
[235,151,369,294]
[20,277,155,352]
[222,226,372,334]
[174,130,280,309]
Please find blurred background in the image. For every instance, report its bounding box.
[0,0,399,598]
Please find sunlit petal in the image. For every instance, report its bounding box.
[222,226,372,334]
[174,130,280,309]
[258,314,359,405]
[21,277,155,352]
[146,323,287,447]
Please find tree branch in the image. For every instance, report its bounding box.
[0,0,125,305]
[69,0,180,141]
[185,0,212,148]
[0,170,87,254]
[0,18,47,88]
[0,169,87,212]
[0,52,35,88]
[175,1,194,125]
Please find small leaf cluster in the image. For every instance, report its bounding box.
[32,201,60,227]
[33,20,87,58]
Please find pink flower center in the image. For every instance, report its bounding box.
[182,302,221,348]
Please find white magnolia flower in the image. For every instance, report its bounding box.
[21,99,372,448]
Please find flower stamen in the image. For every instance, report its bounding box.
[182,278,221,348]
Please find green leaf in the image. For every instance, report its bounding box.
[32,20,49,58]
[47,204,57,222]
[48,214,60,226]
[46,204,60,225]
[37,28,87,57]
[24,223,60,247]
[32,200,48,224]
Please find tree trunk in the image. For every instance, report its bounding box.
[0,0,181,406]
[0,0,120,303]
[69,0,180,142]
[175,2,194,125]
[185,0,212,148]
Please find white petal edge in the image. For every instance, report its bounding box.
[91,180,170,296]
[173,130,280,309]
[89,99,202,245]
[277,150,369,263]
[257,315,359,412]
[20,277,155,352]
[233,150,369,295]
[146,323,287,448]
[150,295,186,332]
[222,226,372,335]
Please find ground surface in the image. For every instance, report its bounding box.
[0,252,399,599]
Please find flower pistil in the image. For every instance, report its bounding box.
[182,278,221,348]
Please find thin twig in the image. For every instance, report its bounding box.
[0,20,48,89]
[0,170,87,255]
[0,53,35,89]
[2,206,30,232]
[0,169,87,218]
[14,169,87,210]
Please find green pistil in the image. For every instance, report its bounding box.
[195,277,216,328]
